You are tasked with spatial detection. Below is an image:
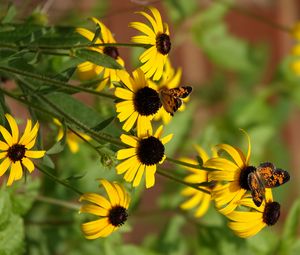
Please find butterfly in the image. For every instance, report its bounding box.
[247,162,290,207]
[159,86,192,116]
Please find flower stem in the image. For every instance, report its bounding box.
[35,195,80,210]
[156,168,210,194]
[35,164,83,196]
[165,157,201,169]
[0,66,116,99]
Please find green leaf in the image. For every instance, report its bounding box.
[0,214,25,255]
[164,0,198,24]
[1,4,17,23]
[45,92,103,128]
[92,116,115,131]
[46,121,67,155]
[0,188,12,229]
[74,49,123,69]
[91,23,102,44]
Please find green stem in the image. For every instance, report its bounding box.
[35,164,83,195]
[0,42,150,50]
[0,66,116,99]
[165,157,201,169]
[19,79,123,147]
[35,195,80,210]
[156,168,210,194]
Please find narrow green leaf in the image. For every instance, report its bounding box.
[46,126,67,155]
[91,23,102,44]
[1,4,17,23]
[92,116,115,131]
[282,198,300,242]
[0,188,11,229]
[74,49,123,69]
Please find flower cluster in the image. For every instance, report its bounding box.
[179,131,289,238]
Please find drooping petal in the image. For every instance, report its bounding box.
[80,204,108,216]
[0,157,11,176]
[100,179,120,206]
[25,150,46,159]
[5,114,19,144]
[79,193,111,209]
[22,157,35,173]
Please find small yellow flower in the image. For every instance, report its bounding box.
[227,189,280,238]
[203,131,252,215]
[115,68,162,136]
[76,17,125,91]
[0,114,45,186]
[152,60,184,124]
[289,58,300,76]
[291,21,300,41]
[130,7,171,80]
[116,125,172,188]
[180,146,212,218]
[53,118,91,154]
[79,179,130,239]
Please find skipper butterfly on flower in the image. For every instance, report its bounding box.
[159,86,192,116]
[247,162,290,207]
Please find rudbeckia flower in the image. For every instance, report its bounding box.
[116,125,173,188]
[115,68,162,136]
[152,60,184,124]
[0,114,45,186]
[130,7,171,80]
[76,17,125,91]
[79,179,130,239]
[180,146,212,218]
[227,189,280,238]
[203,131,254,215]
[53,118,91,154]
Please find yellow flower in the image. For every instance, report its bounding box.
[289,58,300,76]
[291,21,300,41]
[116,125,173,188]
[130,7,171,80]
[180,146,212,218]
[115,68,162,136]
[79,179,130,239]
[76,17,125,91]
[152,60,184,124]
[203,131,252,215]
[0,114,45,186]
[227,189,280,238]
[53,118,91,154]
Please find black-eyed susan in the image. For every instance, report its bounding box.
[152,60,184,124]
[0,114,45,186]
[115,68,162,136]
[116,125,172,188]
[53,118,91,154]
[227,189,280,238]
[180,146,212,218]
[130,7,171,80]
[203,130,253,215]
[76,17,125,91]
[79,179,130,239]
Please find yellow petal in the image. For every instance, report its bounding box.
[0,141,9,151]
[138,10,159,34]
[67,138,79,153]
[181,193,203,210]
[113,183,126,207]
[79,193,111,209]
[5,114,19,144]
[120,134,138,148]
[194,196,211,218]
[137,116,152,137]
[204,158,238,171]
[0,157,11,176]
[154,125,163,138]
[81,218,109,236]
[122,111,138,132]
[133,164,145,187]
[80,204,108,216]
[100,179,120,206]
[116,156,138,175]
[194,145,210,163]
[85,224,115,239]
[117,148,136,160]
[115,88,134,100]
[0,126,13,147]
[216,144,246,169]
[19,122,39,146]
[149,7,163,33]
[129,21,156,38]
[25,150,46,159]
[22,157,35,173]
[145,164,156,188]
[124,163,141,183]
[161,133,173,145]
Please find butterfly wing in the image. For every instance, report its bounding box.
[159,86,192,116]
[247,171,265,207]
[257,162,290,188]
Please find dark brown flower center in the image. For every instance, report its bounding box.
[103,46,119,59]
[7,144,26,162]
[239,166,256,190]
[137,136,165,165]
[108,206,128,227]
[134,87,162,116]
[156,33,171,55]
[263,201,280,226]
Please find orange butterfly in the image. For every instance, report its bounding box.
[159,86,192,116]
